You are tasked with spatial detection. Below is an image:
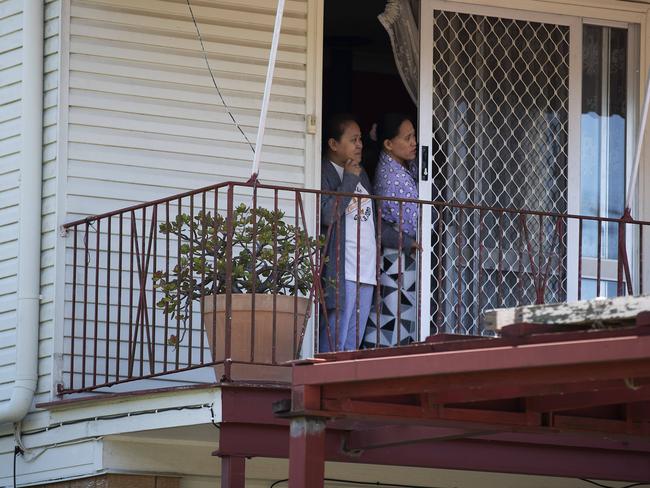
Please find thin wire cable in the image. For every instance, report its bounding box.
[186,0,255,154]
[269,476,650,488]
[581,479,649,488]
[21,437,104,463]
[14,447,19,488]
[270,479,449,488]
[0,403,214,440]
[209,402,221,431]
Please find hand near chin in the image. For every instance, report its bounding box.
[344,158,362,176]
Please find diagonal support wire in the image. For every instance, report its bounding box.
[186,0,255,154]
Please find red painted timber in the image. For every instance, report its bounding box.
[319,359,650,400]
[345,424,650,453]
[553,414,650,435]
[217,422,650,482]
[221,456,245,488]
[628,401,650,422]
[220,385,290,425]
[289,417,326,488]
[320,399,542,427]
[316,325,650,363]
[427,377,650,405]
[525,384,650,412]
[345,425,504,450]
[293,335,650,386]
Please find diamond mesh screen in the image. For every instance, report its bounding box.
[429,10,570,335]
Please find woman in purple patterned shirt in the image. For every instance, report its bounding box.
[374,115,420,249]
[363,114,420,348]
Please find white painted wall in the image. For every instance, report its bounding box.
[55,0,313,394]
[0,0,24,410]
[65,0,310,219]
[0,0,60,413]
[0,386,221,485]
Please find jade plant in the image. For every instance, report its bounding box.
[152,204,319,346]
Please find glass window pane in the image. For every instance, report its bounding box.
[581,278,598,300]
[607,28,627,259]
[580,25,627,260]
[581,278,620,299]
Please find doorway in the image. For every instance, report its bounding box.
[322,0,417,180]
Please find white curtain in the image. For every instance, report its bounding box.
[378,0,420,104]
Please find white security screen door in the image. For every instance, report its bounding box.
[417,2,581,337]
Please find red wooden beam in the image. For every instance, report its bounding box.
[217,421,650,458]
[321,399,542,428]
[220,456,246,488]
[295,400,650,441]
[345,424,650,453]
[221,385,290,425]
[627,401,650,423]
[319,359,650,400]
[215,423,288,458]
[345,425,505,450]
[216,422,650,482]
[288,417,326,488]
[315,318,650,364]
[553,414,649,435]
[526,384,650,412]
[294,334,650,386]
[426,377,650,405]
[291,384,322,411]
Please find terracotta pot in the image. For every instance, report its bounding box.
[202,294,309,382]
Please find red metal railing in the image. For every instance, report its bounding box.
[59,181,649,394]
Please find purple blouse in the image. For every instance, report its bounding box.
[373,151,419,238]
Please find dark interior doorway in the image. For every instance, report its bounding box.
[323,0,417,180]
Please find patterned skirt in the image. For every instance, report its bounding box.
[362,247,418,348]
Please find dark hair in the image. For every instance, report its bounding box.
[323,113,358,149]
[377,113,412,148]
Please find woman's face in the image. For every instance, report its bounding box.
[385,119,417,164]
[328,121,363,165]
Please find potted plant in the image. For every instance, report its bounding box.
[153,203,318,381]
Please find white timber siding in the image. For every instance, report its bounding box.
[66,0,309,218]
[60,0,311,392]
[0,0,60,410]
[0,0,23,408]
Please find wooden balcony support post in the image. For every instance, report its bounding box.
[220,455,246,488]
[288,416,326,488]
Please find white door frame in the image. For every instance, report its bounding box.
[417,1,582,337]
